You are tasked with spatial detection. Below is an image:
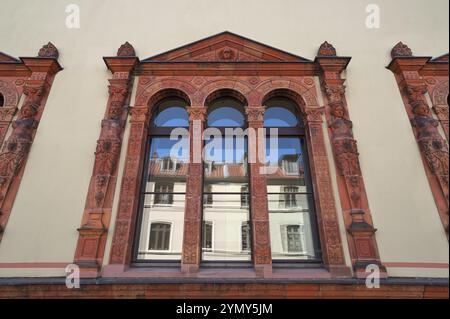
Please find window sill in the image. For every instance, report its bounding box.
[101,264,339,281]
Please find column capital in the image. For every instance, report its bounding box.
[245,106,265,126]
[303,107,325,123]
[129,106,150,123]
[187,106,207,122]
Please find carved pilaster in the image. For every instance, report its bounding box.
[74,43,138,276]
[388,44,449,238]
[317,44,386,277]
[109,107,150,268]
[181,106,206,273]
[245,106,272,276]
[0,44,62,239]
[302,108,350,276]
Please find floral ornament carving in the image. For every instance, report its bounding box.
[107,84,129,119]
[38,42,59,59]
[218,47,236,61]
[117,42,136,57]
[318,41,337,57]
[324,85,345,103]
[0,80,19,108]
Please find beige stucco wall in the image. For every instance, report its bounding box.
[0,0,448,278]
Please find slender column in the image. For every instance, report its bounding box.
[246,106,272,277]
[316,42,386,277]
[388,42,449,238]
[0,43,62,240]
[302,108,351,277]
[74,43,139,276]
[181,107,206,273]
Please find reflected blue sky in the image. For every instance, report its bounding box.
[208,107,245,127]
[264,107,298,127]
[266,137,303,165]
[153,107,189,127]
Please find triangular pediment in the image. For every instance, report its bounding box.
[431,53,449,63]
[142,32,311,62]
[0,52,20,63]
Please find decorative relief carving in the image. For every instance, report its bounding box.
[0,84,45,201]
[75,45,137,272]
[217,47,237,61]
[0,80,19,107]
[318,49,385,274]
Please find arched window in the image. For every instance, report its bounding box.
[264,97,321,262]
[0,93,4,107]
[202,96,251,262]
[135,97,189,262]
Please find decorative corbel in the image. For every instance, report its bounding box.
[74,43,139,277]
[387,42,449,238]
[316,42,386,278]
[0,43,62,240]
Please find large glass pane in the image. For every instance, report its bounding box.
[268,193,318,260]
[136,137,188,261]
[203,136,248,192]
[265,137,309,192]
[202,194,251,261]
[202,135,251,261]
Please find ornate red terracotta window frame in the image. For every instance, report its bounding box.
[388,43,449,238]
[75,33,385,279]
[0,44,62,239]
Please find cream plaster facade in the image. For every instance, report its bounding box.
[0,0,448,278]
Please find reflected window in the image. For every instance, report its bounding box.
[154,183,174,205]
[149,223,171,251]
[202,97,251,262]
[241,222,251,252]
[135,97,189,262]
[282,187,298,208]
[280,225,304,253]
[265,97,320,262]
[202,221,213,251]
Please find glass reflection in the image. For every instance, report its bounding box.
[202,194,250,261]
[266,137,308,191]
[153,99,189,127]
[207,98,245,127]
[268,194,317,260]
[137,137,188,261]
[202,104,251,261]
[266,137,318,261]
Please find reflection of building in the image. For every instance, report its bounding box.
[1,2,448,298]
[138,156,315,261]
